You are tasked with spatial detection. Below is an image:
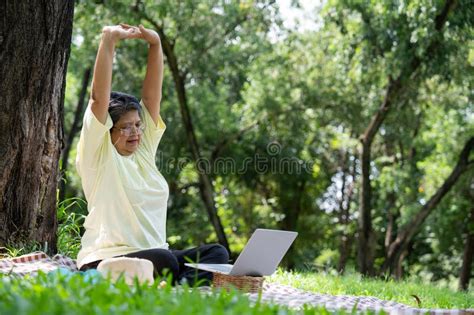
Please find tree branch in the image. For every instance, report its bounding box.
[385,136,474,268]
[210,121,259,163]
[358,0,457,275]
[209,105,308,163]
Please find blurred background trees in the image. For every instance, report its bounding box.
[58,0,473,290]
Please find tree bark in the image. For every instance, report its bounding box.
[280,180,306,269]
[59,66,91,202]
[459,205,474,291]
[337,150,356,273]
[0,1,75,254]
[383,137,474,273]
[357,0,456,275]
[140,13,230,254]
[384,192,400,255]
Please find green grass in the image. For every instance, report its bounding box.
[267,270,474,309]
[0,269,472,315]
[0,271,321,315]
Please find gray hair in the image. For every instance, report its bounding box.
[108,91,142,125]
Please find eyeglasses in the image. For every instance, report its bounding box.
[112,124,146,136]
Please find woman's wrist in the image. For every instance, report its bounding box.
[101,27,119,44]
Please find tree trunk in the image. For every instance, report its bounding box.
[280,180,306,269]
[358,139,377,275]
[357,0,456,275]
[141,14,230,255]
[459,205,474,291]
[384,192,399,255]
[383,137,474,273]
[59,66,91,202]
[338,150,356,273]
[394,247,410,280]
[0,1,75,254]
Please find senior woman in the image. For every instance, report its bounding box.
[76,24,228,285]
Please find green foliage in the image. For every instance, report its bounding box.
[56,198,87,258]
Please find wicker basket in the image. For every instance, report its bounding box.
[212,272,264,293]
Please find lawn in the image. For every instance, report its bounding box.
[0,268,472,314]
[269,270,474,309]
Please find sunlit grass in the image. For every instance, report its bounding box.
[267,269,474,309]
[0,270,317,315]
[1,268,472,314]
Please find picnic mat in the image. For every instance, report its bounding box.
[198,283,474,314]
[0,251,77,276]
[1,251,472,314]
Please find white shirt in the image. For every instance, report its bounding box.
[76,101,169,269]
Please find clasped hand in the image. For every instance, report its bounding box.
[102,23,160,45]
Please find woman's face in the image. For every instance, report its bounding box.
[111,110,142,156]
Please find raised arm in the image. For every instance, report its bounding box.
[138,25,164,122]
[90,25,140,124]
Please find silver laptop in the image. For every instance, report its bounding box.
[184,229,297,276]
